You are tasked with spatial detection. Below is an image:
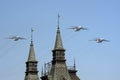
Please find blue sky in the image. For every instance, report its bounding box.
[0,0,120,80]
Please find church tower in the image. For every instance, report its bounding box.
[41,15,80,80]
[24,29,39,80]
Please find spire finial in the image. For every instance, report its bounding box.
[31,28,34,42]
[58,14,60,29]
[54,14,64,50]
[74,58,76,70]
[27,27,36,61]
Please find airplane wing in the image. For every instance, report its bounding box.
[19,37,26,40]
[103,39,109,42]
[6,36,16,39]
[80,27,88,30]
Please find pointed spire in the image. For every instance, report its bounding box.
[27,28,36,61]
[54,14,64,50]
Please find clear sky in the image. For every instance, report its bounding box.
[0,0,120,80]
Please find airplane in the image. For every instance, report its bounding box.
[90,38,109,43]
[6,35,26,41]
[68,26,88,31]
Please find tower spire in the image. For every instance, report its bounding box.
[28,28,36,61]
[54,14,64,50]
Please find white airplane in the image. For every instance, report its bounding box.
[68,26,88,31]
[7,35,26,41]
[90,38,109,43]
